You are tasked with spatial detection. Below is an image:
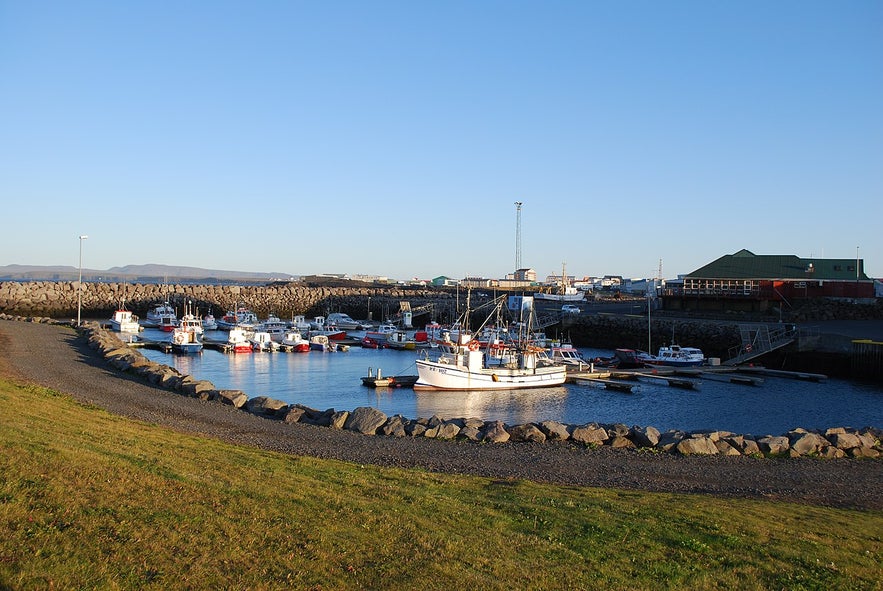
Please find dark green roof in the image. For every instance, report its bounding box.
[688,249,871,281]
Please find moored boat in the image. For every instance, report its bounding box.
[250,331,279,352]
[361,367,419,388]
[217,306,258,331]
[643,345,706,367]
[309,334,337,352]
[144,302,177,332]
[414,295,567,391]
[386,330,417,350]
[549,344,590,369]
[280,330,310,352]
[227,327,253,353]
[202,311,218,331]
[108,300,142,333]
[326,312,370,330]
[170,323,203,354]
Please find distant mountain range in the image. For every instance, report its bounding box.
[0,264,296,283]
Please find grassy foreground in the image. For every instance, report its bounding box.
[0,378,880,590]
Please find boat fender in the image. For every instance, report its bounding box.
[491,373,499,382]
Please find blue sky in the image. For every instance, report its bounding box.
[1,0,881,280]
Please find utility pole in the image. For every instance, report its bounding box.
[514,201,523,272]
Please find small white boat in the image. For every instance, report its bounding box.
[280,330,310,352]
[178,304,204,336]
[549,344,590,369]
[307,316,346,341]
[250,331,279,352]
[386,330,417,350]
[227,327,253,353]
[309,334,337,352]
[144,302,177,332]
[643,345,706,367]
[326,312,370,330]
[364,323,398,345]
[202,311,218,331]
[109,301,141,333]
[217,306,258,331]
[256,314,288,341]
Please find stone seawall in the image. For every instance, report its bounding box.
[0,281,457,322]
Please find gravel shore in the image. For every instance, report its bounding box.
[2,320,880,510]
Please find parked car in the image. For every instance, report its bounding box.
[561,304,581,314]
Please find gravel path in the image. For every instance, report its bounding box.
[2,320,880,510]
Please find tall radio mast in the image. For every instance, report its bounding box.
[514,201,523,271]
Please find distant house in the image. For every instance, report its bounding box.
[431,276,459,287]
[663,249,875,313]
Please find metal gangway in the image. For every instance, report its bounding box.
[723,323,797,365]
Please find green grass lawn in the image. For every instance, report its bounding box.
[1,377,880,590]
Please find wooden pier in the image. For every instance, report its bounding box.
[565,363,819,389]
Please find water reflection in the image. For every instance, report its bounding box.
[415,387,570,424]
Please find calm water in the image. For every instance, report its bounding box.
[137,329,883,436]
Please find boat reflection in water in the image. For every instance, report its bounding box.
[414,386,570,425]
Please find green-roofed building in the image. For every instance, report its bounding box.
[663,249,874,313]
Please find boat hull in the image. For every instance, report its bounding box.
[414,358,566,391]
[171,342,203,354]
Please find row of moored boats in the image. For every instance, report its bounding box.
[108,297,708,391]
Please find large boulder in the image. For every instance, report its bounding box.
[215,389,248,408]
[344,407,388,435]
[480,420,510,443]
[538,420,570,441]
[570,423,608,445]
[676,435,719,455]
[508,423,546,443]
[757,436,791,456]
[245,396,288,418]
[630,425,660,448]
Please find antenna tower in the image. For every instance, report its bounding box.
[514,201,523,271]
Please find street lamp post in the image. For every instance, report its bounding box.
[77,235,88,326]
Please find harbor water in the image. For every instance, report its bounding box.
[137,329,883,436]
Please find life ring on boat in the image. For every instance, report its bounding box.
[468,340,480,351]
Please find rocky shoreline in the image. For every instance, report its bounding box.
[1,316,881,510]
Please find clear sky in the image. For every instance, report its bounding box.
[1,0,881,281]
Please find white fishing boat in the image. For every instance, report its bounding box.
[309,334,337,352]
[364,323,399,346]
[386,330,417,350]
[177,302,205,336]
[280,330,310,352]
[250,331,279,352]
[643,345,706,367]
[227,327,253,353]
[143,302,177,332]
[108,300,141,333]
[307,316,346,341]
[256,314,288,341]
[414,295,567,391]
[202,311,218,331]
[326,312,370,330]
[549,344,590,369]
[217,306,258,331]
[170,323,203,354]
